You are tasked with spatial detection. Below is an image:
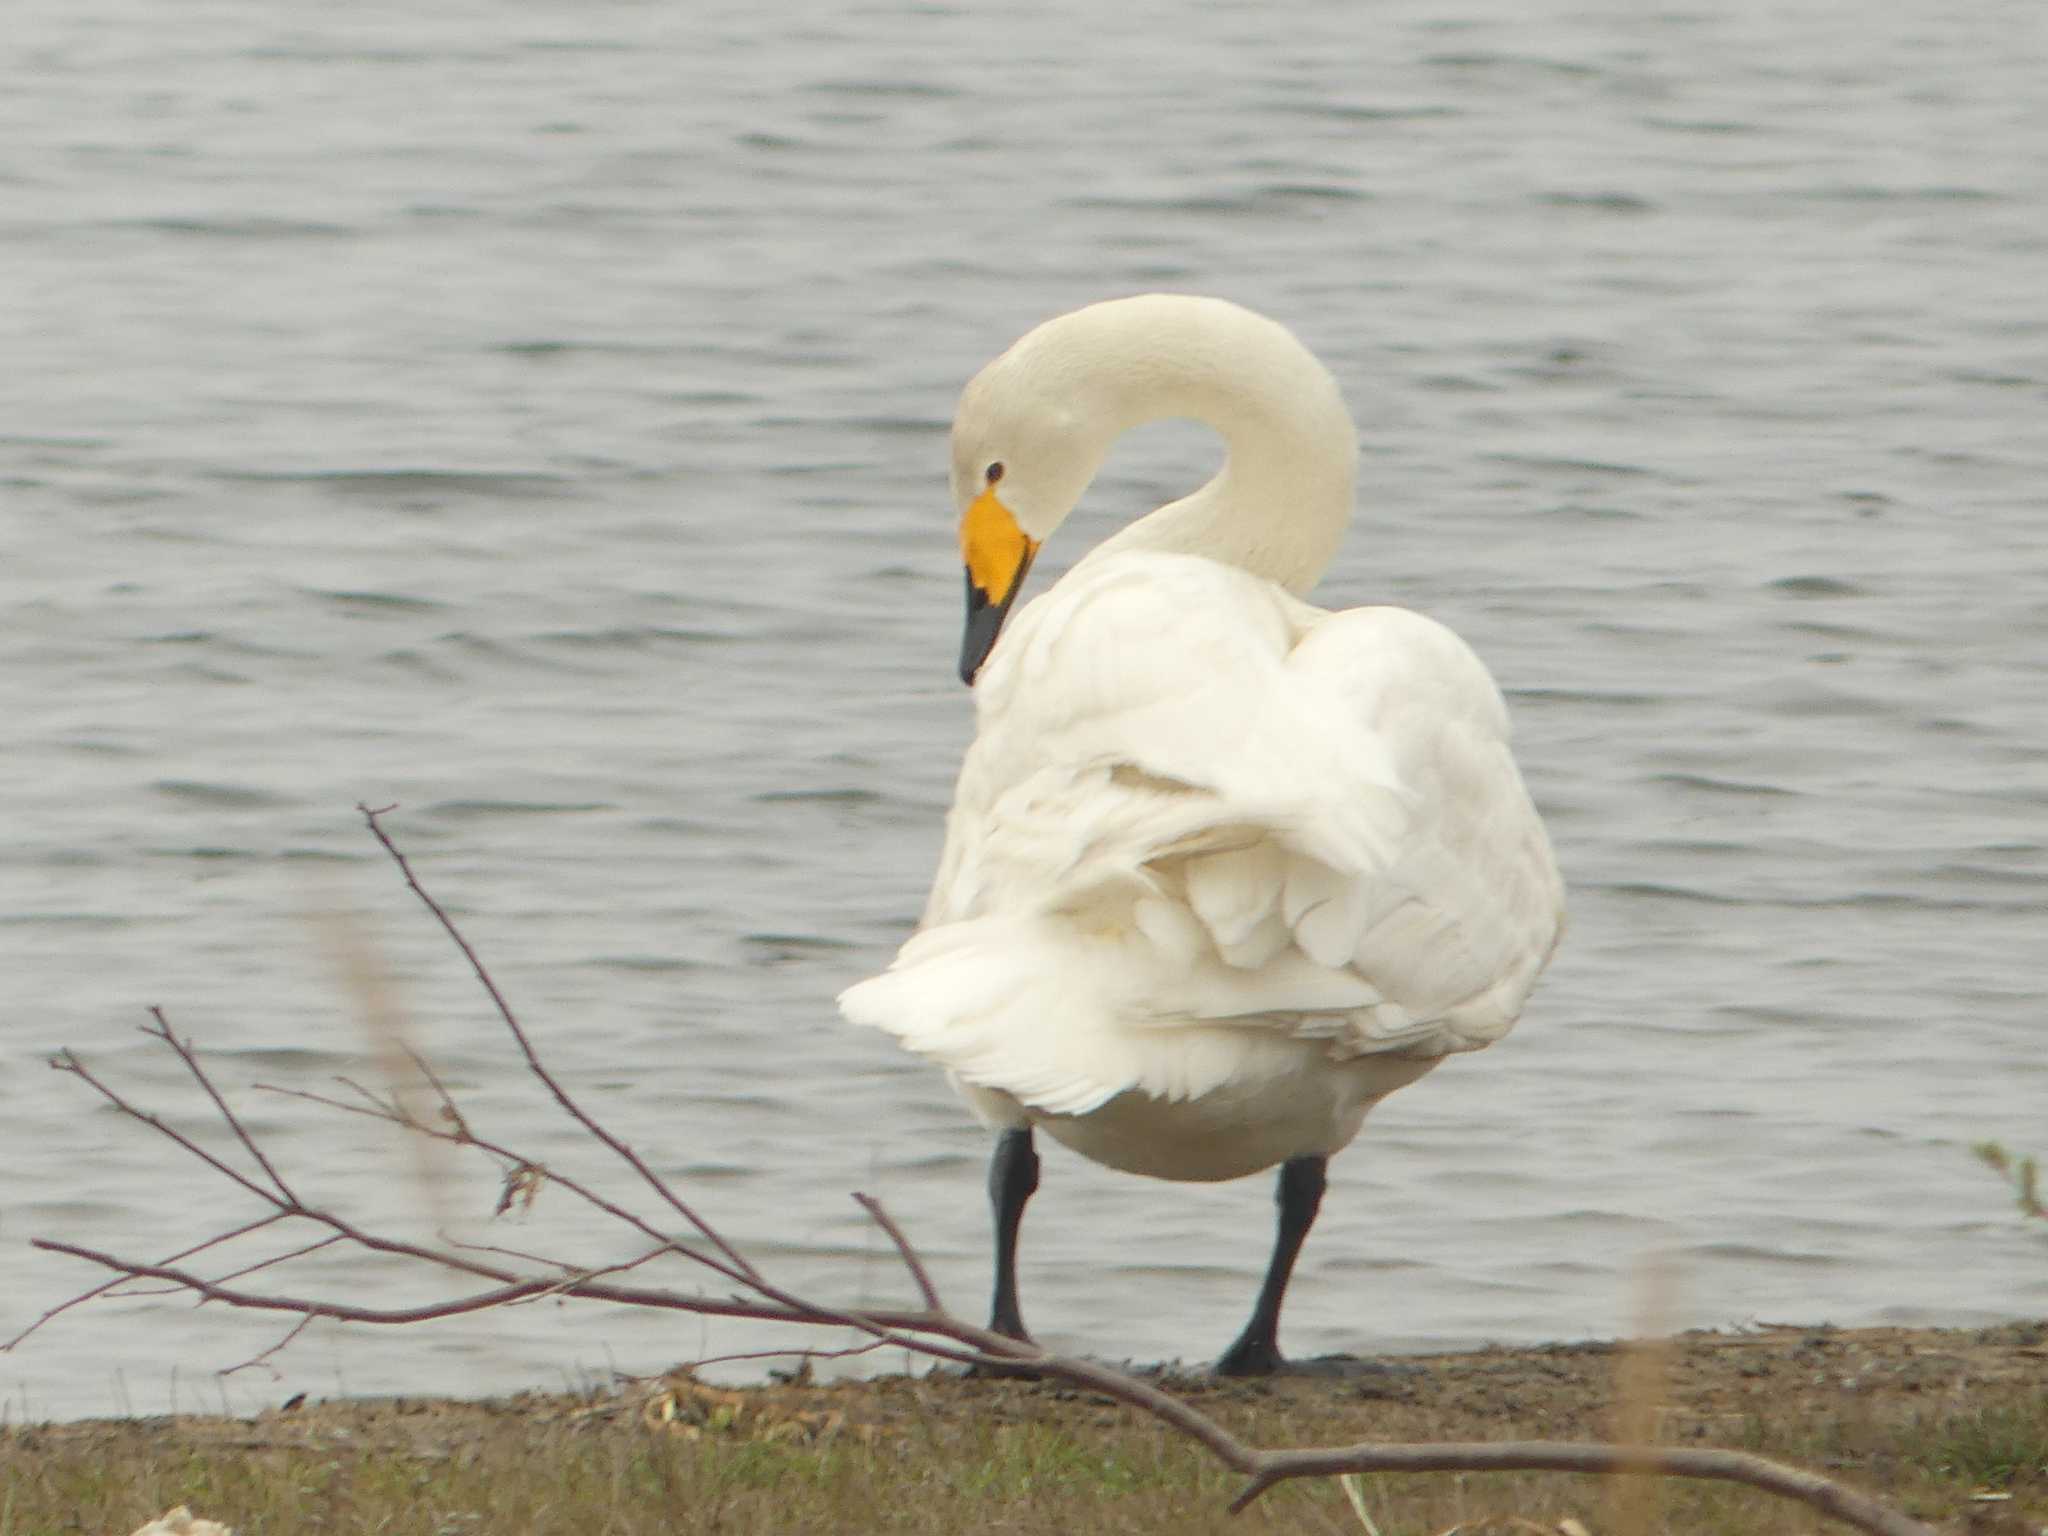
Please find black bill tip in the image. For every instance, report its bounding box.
[960,570,1009,686]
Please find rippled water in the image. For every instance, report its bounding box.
[4,0,2045,1422]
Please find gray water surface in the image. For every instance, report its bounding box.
[4,0,2045,1422]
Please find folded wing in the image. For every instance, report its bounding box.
[840,551,1564,1115]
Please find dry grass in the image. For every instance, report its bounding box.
[5,1322,2044,1536]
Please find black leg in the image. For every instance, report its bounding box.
[1214,1154,1327,1376]
[986,1126,1040,1341]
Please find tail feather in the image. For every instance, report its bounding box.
[839,918,1126,1115]
[839,915,1319,1115]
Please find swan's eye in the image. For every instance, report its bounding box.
[985,462,1005,486]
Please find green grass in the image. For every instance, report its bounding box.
[4,1326,2044,1535]
[1905,1398,2048,1489]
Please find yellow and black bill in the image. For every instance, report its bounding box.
[958,486,1039,685]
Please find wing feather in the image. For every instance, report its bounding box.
[849,551,1564,1114]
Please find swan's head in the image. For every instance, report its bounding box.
[944,292,1354,683]
[949,330,1117,685]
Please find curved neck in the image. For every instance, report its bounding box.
[1051,297,1358,594]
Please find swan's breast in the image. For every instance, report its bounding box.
[1022,1047,1441,1182]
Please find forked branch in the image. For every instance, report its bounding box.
[10,807,1935,1536]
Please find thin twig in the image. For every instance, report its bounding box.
[852,1193,946,1314]
[30,1238,979,1359]
[147,1008,299,1204]
[38,1031,1046,1372]
[401,1041,474,1140]
[52,1048,282,1210]
[342,817,990,1360]
[332,1074,405,1121]
[1226,1440,1935,1536]
[222,1313,317,1379]
[257,1081,470,1142]
[205,1234,347,1291]
[440,1236,588,1274]
[254,1082,755,1291]
[674,1338,898,1373]
[2,1212,286,1352]
[38,1060,535,1294]
[501,1249,686,1308]
[356,803,765,1286]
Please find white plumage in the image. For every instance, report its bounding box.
[839,294,1563,1369]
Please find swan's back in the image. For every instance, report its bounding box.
[843,550,1564,1128]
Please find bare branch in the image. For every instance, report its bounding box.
[222,1312,317,1379]
[499,1249,686,1308]
[852,1192,946,1314]
[675,1337,899,1373]
[401,1041,475,1141]
[31,1237,966,1349]
[254,1081,759,1293]
[256,1081,466,1143]
[356,803,764,1285]
[2,1213,286,1353]
[147,1008,298,1205]
[1226,1439,1935,1536]
[331,1074,406,1122]
[33,1218,1936,1536]
[345,807,1008,1362]
[12,808,1939,1536]
[205,1234,346,1291]
[37,1053,531,1297]
[51,1048,282,1212]
[32,1239,607,1327]
[438,1235,590,1274]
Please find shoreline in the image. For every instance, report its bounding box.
[6,1320,2042,1533]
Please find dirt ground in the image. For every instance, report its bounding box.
[9,1321,2046,1535]
[34,1319,2043,1454]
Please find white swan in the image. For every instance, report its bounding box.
[840,295,1564,1374]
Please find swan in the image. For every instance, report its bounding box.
[840,294,1564,1374]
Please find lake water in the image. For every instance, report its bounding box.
[4,0,2044,1423]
